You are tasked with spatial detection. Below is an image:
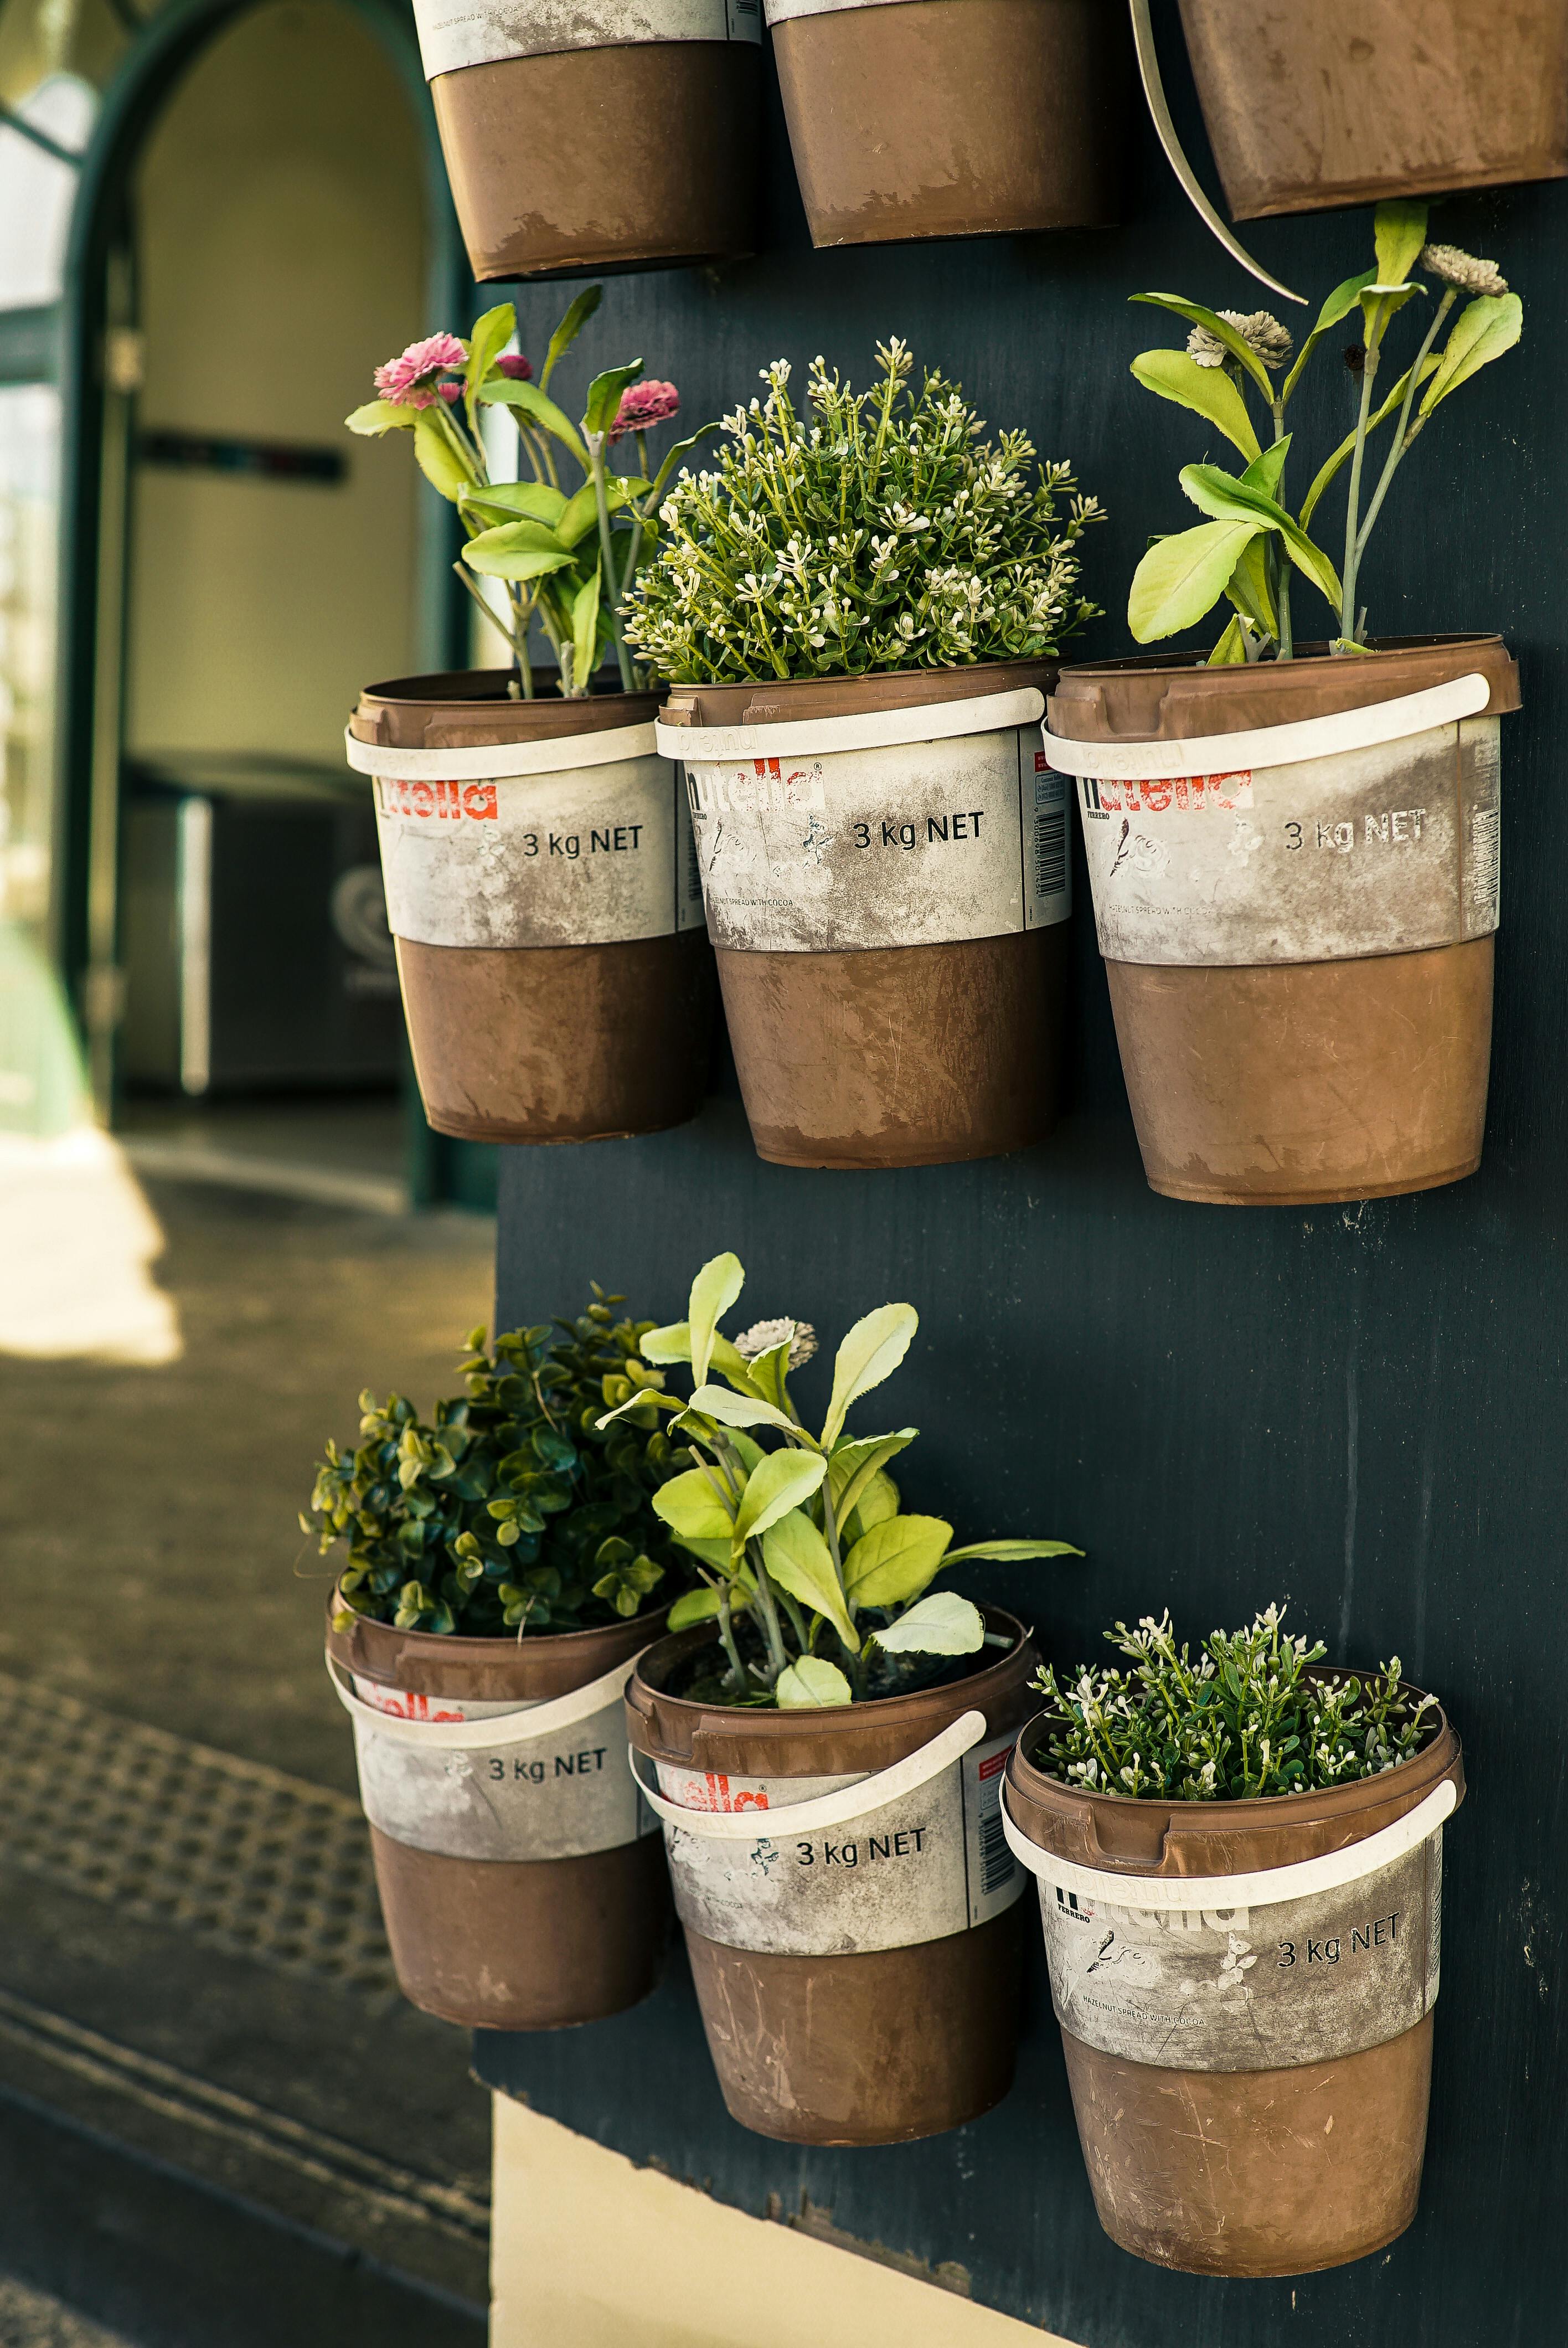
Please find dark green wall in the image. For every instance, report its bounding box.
[474,12,1565,2341]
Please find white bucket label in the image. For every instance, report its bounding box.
[684,729,1070,954]
[373,756,704,949]
[351,1678,657,1863]
[1075,717,1500,967]
[766,0,905,18]
[653,1729,1022,1955]
[414,0,760,79]
[1040,1831,1443,2072]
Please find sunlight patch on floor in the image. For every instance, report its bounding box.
[0,1125,182,1363]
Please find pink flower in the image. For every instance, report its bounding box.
[374,332,468,408]
[494,353,534,382]
[437,380,462,404]
[611,379,679,441]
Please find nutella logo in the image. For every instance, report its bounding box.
[380,776,499,822]
[687,758,826,817]
[669,1769,770,1814]
[1081,771,1252,815]
[352,1678,465,1724]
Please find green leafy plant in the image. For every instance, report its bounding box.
[347,291,711,698]
[1032,1608,1437,1801]
[306,1290,693,1637]
[623,337,1103,683]
[596,1253,1078,1707]
[1128,203,1522,661]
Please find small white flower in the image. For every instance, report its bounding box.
[734,1317,818,1369]
[1421,243,1508,297]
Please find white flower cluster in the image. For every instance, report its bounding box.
[623,339,1103,683]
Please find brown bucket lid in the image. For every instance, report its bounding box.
[1048,633,1519,746]
[1005,1683,1463,1880]
[349,670,664,753]
[626,1606,1038,1777]
[659,657,1057,732]
[326,1586,667,1702]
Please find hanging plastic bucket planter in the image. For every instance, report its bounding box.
[347,671,713,1145]
[409,1,762,281]
[1042,636,1520,1205]
[1141,0,1568,225]
[764,0,1126,249]
[656,664,1071,1168]
[625,1612,1038,2144]
[1002,1692,1464,2275]
[327,1600,669,2029]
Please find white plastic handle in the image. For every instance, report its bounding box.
[655,687,1044,765]
[344,721,658,782]
[629,1707,988,1841]
[1000,1776,1456,1913]
[325,1646,648,1749]
[1040,672,1492,784]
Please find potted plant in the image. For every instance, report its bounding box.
[345,289,715,1146]
[310,1289,694,2030]
[1043,204,1523,1205]
[764,0,1126,249]
[1135,0,1568,226]
[410,0,762,280]
[631,338,1105,1169]
[607,1250,1079,2144]
[1002,1608,1463,2276]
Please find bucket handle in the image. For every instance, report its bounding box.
[324,1645,650,1749]
[344,720,658,783]
[1000,1775,1457,1912]
[653,686,1045,767]
[1126,0,1304,305]
[1041,671,1494,785]
[628,1707,989,1842]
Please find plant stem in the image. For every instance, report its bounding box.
[746,1543,790,1683]
[1270,397,1293,660]
[715,1592,746,1695]
[452,560,527,671]
[586,430,636,693]
[1339,313,1383,639]
[1354,289,1455,566]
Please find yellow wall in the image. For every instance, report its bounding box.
[490,2095,1081,2348]
[126,0,427,765]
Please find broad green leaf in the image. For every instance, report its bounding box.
[462,530,576,583]
[840,1469,900,1549]
[1281,269,1378,401]
[466,303,515,403]
[668,1587,721,1630]
[820,1303,918,1450]
[1209,613,1250,665]
[1241,436,1290,501]
[686,1383,801,1438]
[871,1592,985,1657]
[541,283,602,389]
[762,1510,858,1652]
[412,411,471,503]
[1298,358,1440,526]
[464,516,566,558]
[640,1320,766,1399]
[1373,200,1428,295]
[478,377,588,465]
[843,1513,953,1610]
[648,425,716,503]
[594,1387,678,1430]
[1419,292,1522,415]
[1225,532,1277,639]
[1128,518,1260,643]
[461,481,568,528]
[1129,349,1261,464]
[1179,465,1341,612]
[558,475,638,548]
[652,1467,735,1542]
[584,361,644,439]
[345,399,414,435]
[827,1430,916,1527]
[688,1254,744,1388]
[572,566,601,691]
[733,1448,827,1554]
[673,1535,737,1573]
[776,1657,853,1709]
[1131,293,1275,399]
[943,1539,1082,1563]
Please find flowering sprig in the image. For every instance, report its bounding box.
[1032,1607,1436,1801]
[1128,201,1522,662]
[623,338,1103,684]
[348,291,710,698]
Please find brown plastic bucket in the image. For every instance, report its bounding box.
[426,36,760,281]
[625,1610,1038,2145]
[327,1599,670,2030]
[658,662,1069,1169]
[767,0,1126,249]
[1046,636,1521,1205]
[1175,0,1568,221]
[1004,1692,1464,2275]
[348,671,713,1146]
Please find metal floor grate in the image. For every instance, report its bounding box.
[0,1672,395,1995]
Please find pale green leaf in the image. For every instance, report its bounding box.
[1131,294,1275,399]
[761,1510,858,1652]
[1209,612,1249,665]
[648,425,716,504]
[1224,529,1278,639]
[840,1469,900,1549]
[1419,292,1522,415]
[1179,465,1341,612]
[594,1387,678,1430]
[843,1513,953,1610]
[943,1539,1082,1563]
[412,411,471,503]
[652,1467,736,1542]
[639,1321,764,1398]
[1129,349,1261,464]
[460,481,568,528]
[688,1254,745,1389]
[827,1430,916,1527]
[584,361,643,439]
[558,475,637,549]
[345,398,414,436]
[871,1592,985,1657]
[571,566,601,692]
[686,1383,801,1438]
[820,1304,918,1450]
[466,303,515,403]
[477,377,588,465]
[1128,518,1260,643]
[668,1586,721,1631]
[541,284,602,390]
[776,1657,853,1709]
[733,1448,827,1554]
[1373,200,1429,295]
[674,1536,737,1573]
[1281,269,1378,402]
